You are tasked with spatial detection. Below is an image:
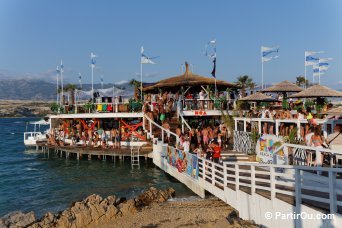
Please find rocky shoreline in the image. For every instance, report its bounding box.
[0,100,52,117]
[0,187,258,228]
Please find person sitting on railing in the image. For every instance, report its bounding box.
[193,144,204,157]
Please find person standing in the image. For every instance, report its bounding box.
[212,141,221,163]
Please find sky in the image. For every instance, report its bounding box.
[0,0,341,89]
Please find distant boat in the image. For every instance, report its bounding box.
[24,118,50,147]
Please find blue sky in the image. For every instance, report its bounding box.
[0,0,341,89]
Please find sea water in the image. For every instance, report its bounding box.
[0,118,194,217]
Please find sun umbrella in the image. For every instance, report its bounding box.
[288,85,342,98]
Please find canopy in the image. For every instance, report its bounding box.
[288,85,342,98]
[76,87,134,101]
[261,80,304,93]
[239,92,278,102]
[142,62,239,92]
[29,119,50,125]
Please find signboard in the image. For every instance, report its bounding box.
[194,110,207,116]
[256,134,285,164]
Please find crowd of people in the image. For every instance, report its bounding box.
[46,119,145,149]
[173,122,232,164]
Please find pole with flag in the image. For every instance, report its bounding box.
[91,52,97,102]
[60,60,64,106]
[261,46,279,89]
[205,39,217,96]
[56,66,60,105]
[305,51,322,86]
[316,58,332,84]
[140,46,157,100]
[78,73,82,89]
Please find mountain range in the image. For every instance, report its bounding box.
[0,78,135,100]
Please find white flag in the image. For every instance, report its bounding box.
[262,55,279,63]
[141,46,157,64]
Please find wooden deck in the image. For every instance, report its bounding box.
[36,142,153,160]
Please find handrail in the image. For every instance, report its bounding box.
[144,114,179,143]
[284,143,342,155]
[178,106,191,133]
[158,144,342,220]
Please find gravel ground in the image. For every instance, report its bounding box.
[97,198,259,228]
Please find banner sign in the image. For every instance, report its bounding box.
[256,134,284,164]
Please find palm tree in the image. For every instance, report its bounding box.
[129,79,141,100]
[64,84,77,105]
[235,75,255,97]
[296,76,308,88]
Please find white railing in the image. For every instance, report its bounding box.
[156,143,342,215]
[234,117,342,139]
[274,143,342,167]
[177,105,191,133]
[196,158,342,214]
[143,114,179,145]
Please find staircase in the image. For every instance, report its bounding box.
[221,150,251,162]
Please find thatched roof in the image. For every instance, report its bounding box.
[142,62,239,92]
[261,80,304,93]
[239,92,277,102]
[326,107,342,116]
[288,85,342,98]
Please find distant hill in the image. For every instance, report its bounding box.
[0,79,136,100]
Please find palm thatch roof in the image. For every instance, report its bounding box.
[288,85,342,98]
[326,107,342,116]
[261,80,304,93]
[239,92,278,102]
[142,62,239,92]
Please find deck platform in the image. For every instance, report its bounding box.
[36,142,153,161]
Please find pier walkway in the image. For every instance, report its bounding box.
[143,115,342,227]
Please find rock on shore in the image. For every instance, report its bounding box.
[0,100,52,117]
[0,187,176,228]
[0,187,258,228]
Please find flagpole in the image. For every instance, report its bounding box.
[261,48,264,89]
[56,67,59,105]
[318,60,321,85]
[60,60,64,106]
[91,61,94,102]
[140,60,143,101]
[304,52,307,89]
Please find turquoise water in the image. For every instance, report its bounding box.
[0,118,194,217]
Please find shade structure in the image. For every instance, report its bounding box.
[261,80,304,93]
[142,62,239,92]
[326,107,342,116]
[239,92,278,102]
[288,85,342,98]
